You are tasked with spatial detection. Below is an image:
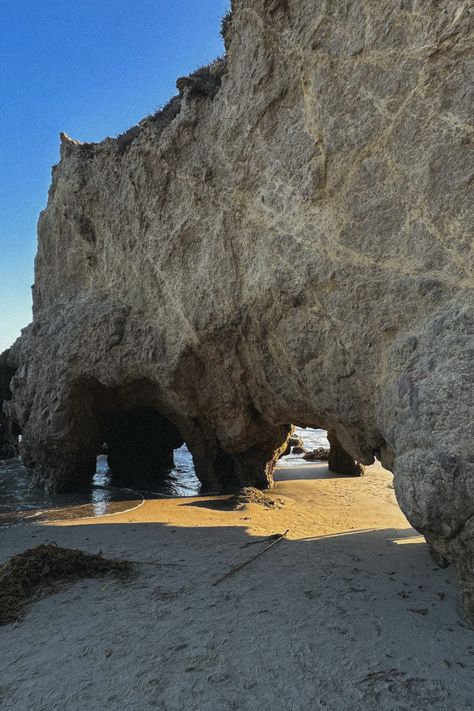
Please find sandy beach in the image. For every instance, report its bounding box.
[1,461,473,710]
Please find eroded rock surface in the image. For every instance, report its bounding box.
[0,349,19,459]
[3,1,474,618]
[327,429,364,476]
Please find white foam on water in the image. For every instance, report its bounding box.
[277,427,329,468]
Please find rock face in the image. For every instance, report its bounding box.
[3,1,474,618]
[327,429,364,476]
[0,349,19,459]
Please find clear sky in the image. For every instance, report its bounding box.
[0,0,229,352]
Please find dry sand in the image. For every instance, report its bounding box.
[1,462,473,710]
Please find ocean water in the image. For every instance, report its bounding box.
[0,428,328,525]
[284,427,329,462]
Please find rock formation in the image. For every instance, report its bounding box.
[292,445,306,455]
[280,431,304,456]
[327,429,364,476]
[2,1,474,620]
[303,447,329,462]
[0,349,19,459]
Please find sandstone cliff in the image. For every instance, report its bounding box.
[4,1,474,619]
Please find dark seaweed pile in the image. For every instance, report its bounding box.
[0,543,133,625]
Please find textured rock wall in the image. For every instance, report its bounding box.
[4,1,474,617]
[0,349,19,458]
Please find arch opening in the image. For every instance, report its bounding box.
[56,377,200,495]
[102,405,185,487]
[279,424,365,477]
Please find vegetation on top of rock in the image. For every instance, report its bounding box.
[220,7,233,51]
[148,94,182,127]
[176,58,227,100]
[115,125,141,154]
[114,95,183,155]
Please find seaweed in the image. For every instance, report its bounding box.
[0,543,133,625]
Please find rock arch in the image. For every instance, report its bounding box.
[46,376,188,491]
[2,0,473,621]
[9,367,292,494]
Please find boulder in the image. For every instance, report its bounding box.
[288,436,304,449]
[303,448,330,462]
[280,434,305,457]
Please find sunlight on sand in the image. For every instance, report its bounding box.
[42,462,417,551]
[392,535,425,545]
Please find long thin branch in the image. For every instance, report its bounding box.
[213,530,289,586]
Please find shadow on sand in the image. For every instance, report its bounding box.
[274,461,361,482]
[1,510,473,710]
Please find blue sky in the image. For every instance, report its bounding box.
[0,0,229,351]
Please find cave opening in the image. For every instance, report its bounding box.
[108,406,182,479]
[279,425,364,477]
[93,404,202,495]
[61,377,200,495]
[279,425,329,462]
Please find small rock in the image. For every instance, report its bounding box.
[303,447,330,461]
[292,446,306,454]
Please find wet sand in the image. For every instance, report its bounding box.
[1,462,473,710]
[0,449,201,528]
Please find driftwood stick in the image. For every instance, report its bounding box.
[213,530,289,586]
[240,533,282,548]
